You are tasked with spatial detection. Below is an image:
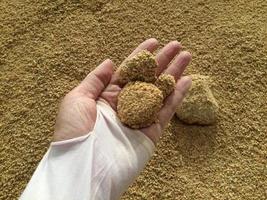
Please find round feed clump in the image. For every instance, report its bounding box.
[117,50,158,84]
[117,81,163,129]
[176,74,219,125]
[155,74,175,98]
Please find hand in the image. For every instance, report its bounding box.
[53,38,192,144]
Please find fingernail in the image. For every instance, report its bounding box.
[148,38,158,43]
[177,76,192,94]
[102,59,112,65]
[181,51,192,58]
[170,40,181,47]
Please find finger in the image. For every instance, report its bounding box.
[77,59,114,99]
[158,76,192,128]
[100,84,122,111]
[165,51,192,81]
[155,41,182,76]
[125,38,159,61]
[141,123,162,145]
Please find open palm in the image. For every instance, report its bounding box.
[54,38,192,144]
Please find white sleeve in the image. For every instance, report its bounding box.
[19,100,155,200]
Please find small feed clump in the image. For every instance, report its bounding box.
[176,74,219,125]
[117,50,175,129]
[155,74,176,98]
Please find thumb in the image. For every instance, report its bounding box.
[77,59,114,99]
[158,76,192,128]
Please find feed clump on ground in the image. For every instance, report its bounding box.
[176,74,219,125]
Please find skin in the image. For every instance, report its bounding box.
[53,38,192,144]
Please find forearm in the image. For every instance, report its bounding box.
[20,101,155,200]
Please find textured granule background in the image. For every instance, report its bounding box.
[0,0,266,199]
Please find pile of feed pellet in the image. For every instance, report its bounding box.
[0,0,266,199]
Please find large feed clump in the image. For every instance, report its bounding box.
[117,50,158,84]
[117,82,163,129]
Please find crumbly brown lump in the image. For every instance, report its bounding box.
[117,50,157,85]
[117,82,163,129]
[155,74,175,98]
[176,74,219,125]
